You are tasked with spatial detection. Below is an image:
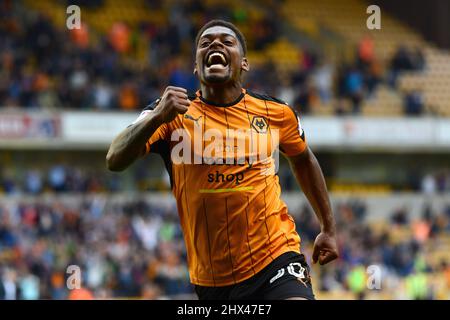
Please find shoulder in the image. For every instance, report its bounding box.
[246,89,289,106]
[246,89,301,121]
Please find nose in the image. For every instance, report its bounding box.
[209,38,224,50]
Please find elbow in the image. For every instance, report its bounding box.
[106,151,125,172]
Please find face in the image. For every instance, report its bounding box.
[194,26,249,85]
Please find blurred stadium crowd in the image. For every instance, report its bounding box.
[0,197,190,299]
[1,0,450,300]
[1,197,450,299]
[1,161,450,195]
[0,0,429,115]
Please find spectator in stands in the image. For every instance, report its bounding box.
[109,22,131,53]
[0,0,434,116]
[345,67,364,113]
[435,171,449,192]
[391,46,415,72]
[1,194,449,299]
[404,89,424,115]
[391,207,409,225]
[293,80,317,115]
[18,267,40,300]
[364,60,382,98]
[0,268,18,300]
[70,22,90,49]
[389,46,426,88]
[1,170,17,194]
[346,264,367,300]
[405,271,430,300]
[277,75,296,106]
[68,287,95,300]
[313,60,333,103]
[358,35,375,70]
[91,78,114,110]
[119,82,139,110]
[24,170,43,194]
[48,165,67,192]
[411,47,426,71]
[421,174,437,194]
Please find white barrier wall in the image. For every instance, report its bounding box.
[2,111,450,150]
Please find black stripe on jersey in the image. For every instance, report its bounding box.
[182,156,199,282]
[202,198,216,286]
[223,105,230,131]
[261,100,274,261]
[224,197,237,284]
[245,196,256,276]
[202,108,207,154]
[284,233,292,249]
[243,96,273,261]
[242,96,255,166]
[180,113,199,282]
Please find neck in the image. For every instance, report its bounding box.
[200,82,243,105]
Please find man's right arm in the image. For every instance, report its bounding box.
[106,86,190,172]
[106,110,164,171]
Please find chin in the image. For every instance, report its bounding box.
[204,74,231,84]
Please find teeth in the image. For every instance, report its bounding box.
[207,52,226,66]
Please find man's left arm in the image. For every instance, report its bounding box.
[287,147,339,265]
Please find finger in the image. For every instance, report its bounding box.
[176,98,191,107]
[166,86,187,93]
[319,251,338,265]
[163,92,188,102]
[175,105,189,114]
[172,92,189,100]
[312,244,320,264]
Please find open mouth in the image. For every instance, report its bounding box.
[205,51,228,68]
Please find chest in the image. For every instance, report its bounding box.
[173,105,279,164]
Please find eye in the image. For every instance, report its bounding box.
[199,41,210,48]
[224,40,233,46]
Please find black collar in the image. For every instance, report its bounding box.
[198,91,245,107]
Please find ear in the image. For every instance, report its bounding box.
[241,57,250,72]
[193,61,198,75]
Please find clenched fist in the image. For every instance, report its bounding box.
[312,232,339,265]
[154,86,190,123]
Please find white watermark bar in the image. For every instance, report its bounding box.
[169,126,280,176]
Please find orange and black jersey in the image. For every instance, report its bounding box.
[135,88,307,286]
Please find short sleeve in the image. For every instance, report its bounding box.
[144,123,170,154]
[279,104,307,157]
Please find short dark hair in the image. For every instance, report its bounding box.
[195,20,247,55]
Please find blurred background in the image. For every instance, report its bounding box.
[1,0,450,300]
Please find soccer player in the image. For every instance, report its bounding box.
[106,20,338,300]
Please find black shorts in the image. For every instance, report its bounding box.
[195,251,315,300]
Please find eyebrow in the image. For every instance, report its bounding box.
[199,33,236,40]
